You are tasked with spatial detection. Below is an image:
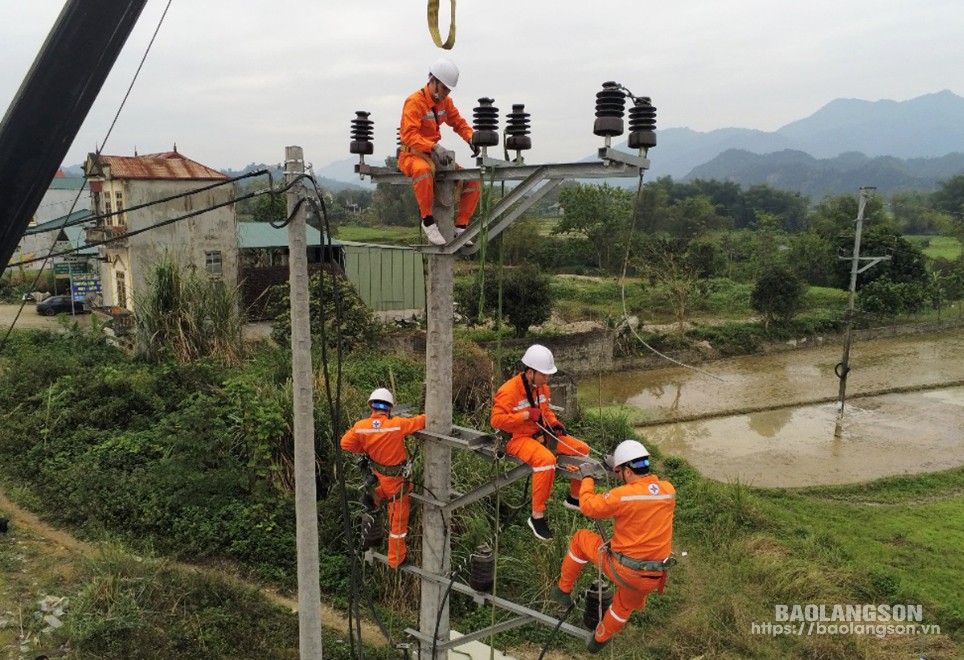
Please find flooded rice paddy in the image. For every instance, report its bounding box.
[577,328,964,487]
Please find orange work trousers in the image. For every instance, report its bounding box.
[374,473,411,568]
[559,529,664,643]
[505,433,589,514]
[397,152,480,227]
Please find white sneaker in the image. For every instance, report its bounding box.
[454,227,474,247]
[421,222,446,246]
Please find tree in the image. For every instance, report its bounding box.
[635,237,704,332]
[555,183,633,272]
[750,267,805,329]
[806,193,890,241]
[787,231,835,287]
[455,266,553,337]
[269,268,379,352]
[369,156,419,227]
[833,227,928,291]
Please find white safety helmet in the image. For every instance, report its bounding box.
[368,388,394,410]
[612,439,650,471]
[429,58,459,90]
[521,344,557,375]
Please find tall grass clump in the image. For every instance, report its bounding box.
[135,254,245,364]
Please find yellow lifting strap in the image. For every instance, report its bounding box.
[427,0,456,49]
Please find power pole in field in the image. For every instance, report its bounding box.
[286,145,324,657]
[835,186,889,437]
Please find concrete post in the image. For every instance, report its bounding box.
[419,186,456,657]
[286,145,324,657]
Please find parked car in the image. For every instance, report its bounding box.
[36,295,87,316]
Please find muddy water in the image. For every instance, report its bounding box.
[577,328,964,486]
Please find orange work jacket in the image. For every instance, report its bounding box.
[399,84,473,154]
[490,373,562,440]
[579,474,675,560]
[340,412,427,467]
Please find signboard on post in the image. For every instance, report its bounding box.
[54,262,88,277]
[70,274,101,303]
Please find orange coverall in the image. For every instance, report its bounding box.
[559,474,676,644]
[340,411,426,568]
[490,373,589,514]
[398,83,480,228]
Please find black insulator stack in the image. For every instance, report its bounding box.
[360,511,384,550]
[469,544,495,593]
[471,98,499,148]
[583,580,613,631]
[628,97,657,150]
[350,111,374,155]
[593,81,626,138]
[505,104,532,152]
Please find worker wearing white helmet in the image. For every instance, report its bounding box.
[398,57,480,246]
[550,439,677,654]
[490,344,590,541]
[340,388,426,569]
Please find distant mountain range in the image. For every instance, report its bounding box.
[649,90,964,180]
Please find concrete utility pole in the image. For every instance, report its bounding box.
[835,186,888,437]
[286,145,324,657]
[419,179,457,657]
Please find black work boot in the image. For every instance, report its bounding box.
[527,516,553,541]
[586,636,611,654]
[549,584,573,611]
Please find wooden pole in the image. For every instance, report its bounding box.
[286,145,324,657]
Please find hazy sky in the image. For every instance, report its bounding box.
[1,1,961,172]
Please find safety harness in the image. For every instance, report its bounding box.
[368,458,411,478]
[601,546,675,596]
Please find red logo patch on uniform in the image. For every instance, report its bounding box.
[648,483,660,495]
[372,419,382,429]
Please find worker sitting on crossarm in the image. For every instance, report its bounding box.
[490,344,590,541]
[550,439,677,654]
[340,388,426,569]
[398,57,480,247]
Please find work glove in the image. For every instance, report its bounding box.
[526,407,542,423]
[551,422,568,437]
[431,142,455,167]
[578,462,597,479]
[470,143,481,158]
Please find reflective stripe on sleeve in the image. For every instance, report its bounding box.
[389,532,407,539]
[620,494,676,501]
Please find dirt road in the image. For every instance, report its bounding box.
[0,302,93,332]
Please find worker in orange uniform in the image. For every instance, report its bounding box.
[398,57,480,247]
[340,388,426,569]
[549,440,676,654]
[491,344,590,541]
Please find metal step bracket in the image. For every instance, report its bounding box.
[366,551,591,651]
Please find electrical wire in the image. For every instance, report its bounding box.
[616,171,726,382]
